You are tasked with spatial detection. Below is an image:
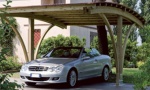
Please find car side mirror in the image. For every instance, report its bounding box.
[82,56,90,60]
[40,55,44,58]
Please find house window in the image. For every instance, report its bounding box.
[54,0,66,4]
[34,29,41,48]
[41,0,53,5]
[41,0,66,5]
[92,0,106,2]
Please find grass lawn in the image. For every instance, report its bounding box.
[110,68,140,84]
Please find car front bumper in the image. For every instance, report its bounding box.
[20,71,67,84]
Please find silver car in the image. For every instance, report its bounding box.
[20,47,112,87]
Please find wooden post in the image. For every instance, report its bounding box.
[28,18,34,61]
[116,16,123,84]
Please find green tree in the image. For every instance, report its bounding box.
[120,0,139,12]
[139,0,150,43]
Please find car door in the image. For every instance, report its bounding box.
[91,48,104,75]
[77,49,99,79]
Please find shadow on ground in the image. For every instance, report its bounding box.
[26,77,105,89]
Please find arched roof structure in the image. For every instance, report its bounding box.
[2,2,144,27]
[0,2,145,86]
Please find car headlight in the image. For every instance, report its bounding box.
[20,65,28,71]
[48,65,64,73]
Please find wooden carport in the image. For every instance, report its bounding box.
[0,2,145,86]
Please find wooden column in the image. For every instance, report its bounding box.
[116,16,123,85]
[97,26,109,55]
[28,18,34,61]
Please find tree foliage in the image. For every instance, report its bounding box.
[133,58,150,90]
[113,0,139,42]
[0,0,23,90]
[139,0,150,43]
[120,0,139,12]
[91,36,140,67]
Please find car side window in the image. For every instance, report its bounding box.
[83,48,100,58]
[91,48,101,56]
[83,48,94,58]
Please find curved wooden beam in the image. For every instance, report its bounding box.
[34,24,54,59]
[90,7,143,27]
[122,24,135,60]
[98,14,122,86]
[3,17,29,62]
[98,14,117,60]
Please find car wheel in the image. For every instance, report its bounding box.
[102,67,109,81]
[67,70,77,87]
[25,82,36,86]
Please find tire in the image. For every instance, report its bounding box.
[67,70,77,87]
[25,82,36,86]
[102,67,109,81]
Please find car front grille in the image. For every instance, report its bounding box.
[29,66,48,71]
[26,77,50,81]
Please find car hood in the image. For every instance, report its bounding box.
[27,58,77,66]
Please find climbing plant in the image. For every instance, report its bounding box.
[0,0,23,90]
[0,17,17,56]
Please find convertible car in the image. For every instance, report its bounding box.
[20,47,112,87]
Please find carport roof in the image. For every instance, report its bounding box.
[0,2,145,28]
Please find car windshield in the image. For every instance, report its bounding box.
[44,47,82,58]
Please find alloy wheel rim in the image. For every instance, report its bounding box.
[104,68,109,80]
[70,71,77,87]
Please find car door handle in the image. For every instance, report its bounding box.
[93,60,98,63]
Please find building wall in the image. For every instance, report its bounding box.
[70,26,97,48]
[0,0,41,7]
[70,0,92,3]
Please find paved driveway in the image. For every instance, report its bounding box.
[10,77,144,90]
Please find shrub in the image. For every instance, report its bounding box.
[133,58,150,90]
[136,61,145,68]
[38,35,86,57]
[0,56,21,72]
[0,48,23,90]
[133,72,149,90]
[0,74,23,90]
[90,35,138,68]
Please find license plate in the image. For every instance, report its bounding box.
[30,73,41,78]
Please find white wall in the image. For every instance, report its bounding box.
[70,0,92,3]
[0,0,41,7]
[70,26,97,48]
